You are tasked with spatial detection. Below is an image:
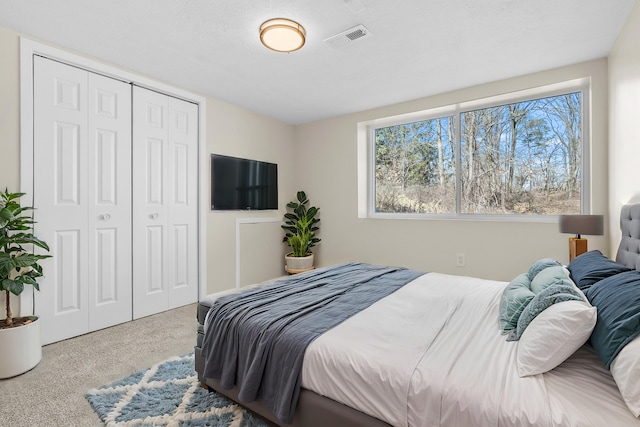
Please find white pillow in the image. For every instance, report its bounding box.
[517,300,596,377]
[610,335,640,417]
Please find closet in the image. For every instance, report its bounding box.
[32,56,199,344]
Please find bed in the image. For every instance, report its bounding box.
[194,204,640,427]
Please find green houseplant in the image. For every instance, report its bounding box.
[0,189,51,378]
[282,191,320,272]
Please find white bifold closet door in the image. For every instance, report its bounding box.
[132,86,199,319]
[32,58,199,344]
[33,56,132,344]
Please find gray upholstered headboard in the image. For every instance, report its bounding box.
[616,203,640,270]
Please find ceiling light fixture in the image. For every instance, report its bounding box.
[260,18,306,53]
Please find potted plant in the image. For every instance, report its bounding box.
[281,191,320,272]
[0,189,51,378]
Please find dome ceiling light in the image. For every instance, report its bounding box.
[260,18,306,53]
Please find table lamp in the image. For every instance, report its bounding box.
[559,214,604,262]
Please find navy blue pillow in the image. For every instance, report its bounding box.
[585,270,640,369]
[568,250,631,291]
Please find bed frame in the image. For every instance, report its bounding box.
[195,203,640,427]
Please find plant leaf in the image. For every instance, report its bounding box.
[1,278,24,296]
[10,234,50,251]
[296,191,307,204]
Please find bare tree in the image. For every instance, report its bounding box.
[375,92,582,215]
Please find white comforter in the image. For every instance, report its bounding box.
[300,272,639,427]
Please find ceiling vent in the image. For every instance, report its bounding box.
[324,24,371,48]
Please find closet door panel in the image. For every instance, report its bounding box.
[33,57,133,343]
[167,97,199,308]
[33,56,90,344]
[87,73,132,331]
[132,88,198,317]
[132,86,169,319]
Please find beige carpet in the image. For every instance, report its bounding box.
[0,303,197,427]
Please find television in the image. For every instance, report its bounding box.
[210,154,278,210]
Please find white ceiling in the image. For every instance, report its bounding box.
[1,0,636,125]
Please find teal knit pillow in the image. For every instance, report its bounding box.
[499,273,535,334]
[527,258,562,281]
[506,281,585,341]
[530,265,569,294]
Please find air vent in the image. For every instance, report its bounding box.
[324,24,371,48]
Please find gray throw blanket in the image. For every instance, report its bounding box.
[201,262,424,423]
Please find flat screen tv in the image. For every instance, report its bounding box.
[210,154,278,210]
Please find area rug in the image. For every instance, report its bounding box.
[86,353,270,426]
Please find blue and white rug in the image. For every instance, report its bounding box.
[86,353,270,426]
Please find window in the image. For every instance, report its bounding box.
[375,117,456,214]
[368,84,587,219]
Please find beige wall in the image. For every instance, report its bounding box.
[609,0,640,255]
[0,26,295,310]
[0,26,21,315]
[295,59,609,281]
[0,26,20,192]
[205,99,295,293]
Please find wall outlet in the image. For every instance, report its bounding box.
[456,253,466,267]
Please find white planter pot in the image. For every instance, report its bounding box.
[285,253,314,272]
[0,317,42,379]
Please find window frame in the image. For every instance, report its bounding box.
[362,79,590,222]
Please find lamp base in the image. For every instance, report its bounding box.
[569,237,588,262]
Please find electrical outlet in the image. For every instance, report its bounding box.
[456,253,466,267]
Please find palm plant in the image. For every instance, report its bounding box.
[281,191,320,257]
[0,189,50,328]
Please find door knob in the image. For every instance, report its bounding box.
[101,214,111,220]
[151,213,159,219]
